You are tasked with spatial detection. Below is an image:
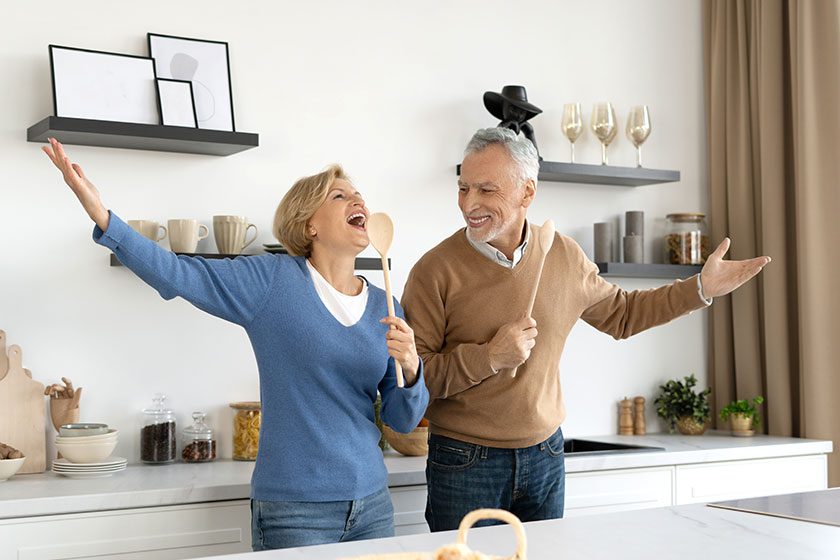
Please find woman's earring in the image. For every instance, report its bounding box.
[309,227,317,237]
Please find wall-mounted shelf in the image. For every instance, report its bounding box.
[109,253,389,270]
[456,161,680,186]
[28,116,258,156]
[596,262,701,279]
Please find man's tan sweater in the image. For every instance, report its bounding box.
[402,225,707,448]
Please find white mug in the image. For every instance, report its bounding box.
[128,220,167,242]
[213,215,258,255]
[167,219,209,253]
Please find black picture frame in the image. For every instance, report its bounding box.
[155,78,198,128]
[147,32,235,132]
[49,45,159,125]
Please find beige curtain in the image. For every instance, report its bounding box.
[704,0,840,486]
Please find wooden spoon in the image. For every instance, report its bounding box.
[367,212,405,388]
[511,219,556,378]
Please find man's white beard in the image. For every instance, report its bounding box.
[465,214,516,244]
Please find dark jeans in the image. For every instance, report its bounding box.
[425,427,565,532]
[251,486,394,550]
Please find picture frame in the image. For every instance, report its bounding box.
[49,45,159,125]
[155,78,197,128]
[148,33,235,132]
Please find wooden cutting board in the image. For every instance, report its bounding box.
[0,340,46,474]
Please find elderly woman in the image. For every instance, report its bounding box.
[43,138,429,550]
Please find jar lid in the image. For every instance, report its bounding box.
[229,401,261,410]
[183,411,214,440]
[666,212,706,221]
[143,393,173,415]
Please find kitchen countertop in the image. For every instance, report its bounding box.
[193,493,840,559]
[0,432,831,521]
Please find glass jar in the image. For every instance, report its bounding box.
[141,393,176,464]
[229,402,261,461]
[664,213,709,265]
[181,411,217,463]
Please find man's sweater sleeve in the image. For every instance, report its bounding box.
[401,260,495,401]
[576,243,708,339]
[94,211,277,327]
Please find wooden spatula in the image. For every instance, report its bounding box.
[367,212,405,388]
[511,219,556,378]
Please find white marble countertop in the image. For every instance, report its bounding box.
[194,495,840,559]
[0,432,830,520]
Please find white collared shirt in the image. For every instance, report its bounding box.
[466,221,531,269]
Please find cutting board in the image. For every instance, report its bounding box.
[0,339,46,474]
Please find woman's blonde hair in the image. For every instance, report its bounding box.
[273,164,349,257]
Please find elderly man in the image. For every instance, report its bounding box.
[401,127,770,531]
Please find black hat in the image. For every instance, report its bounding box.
[483,85,542,122]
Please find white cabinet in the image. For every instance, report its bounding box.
[674,454,828,505]
[0,500,251,560]
[565,466,674,517]
[390,485,429,536]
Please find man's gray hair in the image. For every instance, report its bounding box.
[464,127,540,185]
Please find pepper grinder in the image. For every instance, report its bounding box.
[633,396,646,435]
[619,398,634,435]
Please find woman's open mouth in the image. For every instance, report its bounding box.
[346,212,367,231]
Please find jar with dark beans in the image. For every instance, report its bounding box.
[141,394,176,464]
[182,411,217,463]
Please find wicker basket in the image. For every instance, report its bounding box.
[342,508,526,560]
[381,425,428,456]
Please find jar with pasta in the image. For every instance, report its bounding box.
[229,401,261,461]
[664,213,709,265]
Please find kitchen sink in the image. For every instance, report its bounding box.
[563,438,665,455]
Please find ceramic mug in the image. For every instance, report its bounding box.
[167,219,209,253]
[213,215,258,255]
[128,220,167,242]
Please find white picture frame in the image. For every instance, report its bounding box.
[148,33,235,132]
[49,45,159,125]
[156,78,197,128]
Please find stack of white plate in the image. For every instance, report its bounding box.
[52,457,127,479]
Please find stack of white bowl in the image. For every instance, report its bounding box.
[52,423,126,478]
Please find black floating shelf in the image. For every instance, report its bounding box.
[28,116,258,156]
[596,262,701,279]
[110,253,389,271]
[456,161,679,186]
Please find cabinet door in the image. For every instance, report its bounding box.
[674,454,828,505]
[0,500,251,560]
[565,466,674,517]
[389,485,429,536]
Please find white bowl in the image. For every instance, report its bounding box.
[59,423,109,437]
[0,457,26,481]
[55,429,118,444]
[55,439,118,463]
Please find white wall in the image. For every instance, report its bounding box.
[0,0,708,463]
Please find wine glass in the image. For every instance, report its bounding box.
[591,102,617,165]
[626,105,651,167]
[561,103,583,163]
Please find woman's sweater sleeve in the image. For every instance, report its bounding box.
[94,211,277,327]
[378,301,430,433]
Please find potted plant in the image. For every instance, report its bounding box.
[719,396,764,436]
[654,374,711,435]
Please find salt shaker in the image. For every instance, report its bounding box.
[619,398,634,435]
[633,396,646,435]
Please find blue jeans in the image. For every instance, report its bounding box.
[425,427,565,532]
[251,486,394,551]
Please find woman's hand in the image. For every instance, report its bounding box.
[380,316,420,386]
[42,138,110,231]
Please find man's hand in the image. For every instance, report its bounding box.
[487,317,538,371]
[700,238,771,298]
